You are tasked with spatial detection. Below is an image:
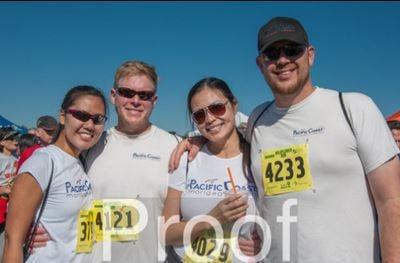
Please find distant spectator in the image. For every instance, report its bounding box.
[35,115,58,146]
[16,134,41,173]
[387,110,400,150]
[0,128,19,159]
[0,128,19,240]
[14,117,57,177]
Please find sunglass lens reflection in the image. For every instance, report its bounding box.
[69,110,106,125]
[208,104,226,116]
[117,87,154,101]
[192,103,227,125]
[264,44,305,61]
[193,110,206,124]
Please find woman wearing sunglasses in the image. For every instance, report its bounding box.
[162,77,260,262]
[3,85,107,262]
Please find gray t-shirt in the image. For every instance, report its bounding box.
[246,87,399,263]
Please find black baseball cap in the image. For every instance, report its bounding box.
[258,17,309,53]
[36,115,58,132]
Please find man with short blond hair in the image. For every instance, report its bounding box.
[113,60,158,91]
[84,60,179,262]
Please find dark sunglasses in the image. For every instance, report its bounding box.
[43,129,56,137]
[262,44,306,61]
[115,87,155,101]
[191,101,228,125]
[66,109,107,125]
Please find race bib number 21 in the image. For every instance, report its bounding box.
[261,144,313,196]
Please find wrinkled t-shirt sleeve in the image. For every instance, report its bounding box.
[347,93,400,174]
[18,151,52,192]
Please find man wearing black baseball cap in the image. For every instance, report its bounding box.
[36,115,58,146]
[257,16,309,54]
[248,16,400,262]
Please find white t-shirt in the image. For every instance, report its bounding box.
[168,146,258,262]
[0,152,17,186]
[85,126,179,262]
[19,145,93,263]
[246,87,399,263]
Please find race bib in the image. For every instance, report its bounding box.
[91,200,105,241]
[76,209,94,253]
[183,229,234,263]
[261,144,313,196]
[91,199,140,242]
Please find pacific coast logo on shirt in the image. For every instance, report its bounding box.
[65,179,92,197]
[132,152,161,161]
[187,178,257,195]
[292,126,325,137]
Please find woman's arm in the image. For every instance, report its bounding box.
[162,187,249,246]
[2,173,43,263]
[162,187,211,246]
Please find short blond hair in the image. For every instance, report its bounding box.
[114,60,158,90]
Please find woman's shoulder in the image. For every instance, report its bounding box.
[29,145,78,168]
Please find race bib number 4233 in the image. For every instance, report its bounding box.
[261,144,313,196]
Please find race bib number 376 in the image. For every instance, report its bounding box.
[261,144,313,196]
[76,209,94,253]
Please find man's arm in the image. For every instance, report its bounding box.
[168,136,206,173]
[367,155,400,263]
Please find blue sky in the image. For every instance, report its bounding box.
[1,2,399,135]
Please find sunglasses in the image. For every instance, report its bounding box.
[43,129,56,137]
[115,87,155,101]
[262,44,306,61]
[66,109,107,125]
[191,101,228,125]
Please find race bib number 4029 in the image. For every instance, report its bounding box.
[261,144,313,196]
[183,229,233,263]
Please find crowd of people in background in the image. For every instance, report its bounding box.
[0,115,59,254]
[0,16,399,263]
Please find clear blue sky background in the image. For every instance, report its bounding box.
[1,2,399,135]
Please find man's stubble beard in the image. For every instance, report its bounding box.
[268,68,311,97]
